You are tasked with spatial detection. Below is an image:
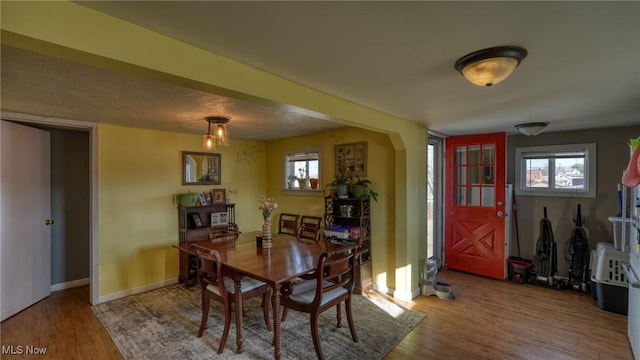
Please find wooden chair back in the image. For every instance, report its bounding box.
[278,213,300,235]
[297,215,323,241]
[314,249,356,302]
[192,245,228,299]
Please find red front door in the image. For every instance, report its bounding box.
[445,133,506,279]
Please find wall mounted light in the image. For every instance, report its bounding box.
[203,116,230,151]
[454,46,528,87]
[515,122,548,136]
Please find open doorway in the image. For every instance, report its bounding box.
[1,113,98,305]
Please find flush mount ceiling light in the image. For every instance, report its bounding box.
[454,46,528,87]
[203,116,230,151]
[515,122,549,136]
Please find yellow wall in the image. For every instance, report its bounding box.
[266,128,397,291]
[3,0,428,300]
[98,124,266,295]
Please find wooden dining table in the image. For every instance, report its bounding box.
[178,231,356,360]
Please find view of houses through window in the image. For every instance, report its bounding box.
[524,157,585,190]
[516,143,596,197]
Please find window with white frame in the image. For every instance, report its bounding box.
[284,149,321,191]
[515,143,596,198]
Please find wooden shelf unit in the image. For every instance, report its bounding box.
[324,196,372,294]
[177,203,236,283]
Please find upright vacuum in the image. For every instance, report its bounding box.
[564,204,591,293]
[531,207,558,286]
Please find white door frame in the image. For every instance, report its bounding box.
[1,111,100,305]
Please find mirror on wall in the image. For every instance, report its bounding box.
[182,151,221,185]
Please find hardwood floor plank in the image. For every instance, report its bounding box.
[0,286,122,360]
[0,270,633,359]
[383,270,633,360]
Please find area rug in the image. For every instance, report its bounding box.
[92,284,425,359]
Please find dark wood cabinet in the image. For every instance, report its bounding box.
[324,197,372,294]
[177,204,236,283]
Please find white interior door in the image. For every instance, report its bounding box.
[1,120,51,321]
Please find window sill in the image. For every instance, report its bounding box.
[281,189,325,197]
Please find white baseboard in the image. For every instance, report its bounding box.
[51,278,89,292]
[97,278,179,304]
[372,282,391,296]
[372,283,420,302]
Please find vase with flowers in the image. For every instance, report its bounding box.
[258,195,278,248]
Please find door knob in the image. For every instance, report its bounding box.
[45,219,54,225]
[497,211,504,217]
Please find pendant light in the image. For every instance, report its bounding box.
[203,116,230,151]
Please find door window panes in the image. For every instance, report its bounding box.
[454,143,496,207]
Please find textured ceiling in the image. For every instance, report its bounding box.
[2,1,639,139]
[0,45,344,140]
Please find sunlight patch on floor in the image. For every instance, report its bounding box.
[364,294,407,319]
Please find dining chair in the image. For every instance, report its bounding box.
[279,248,358,360]
[278,213,300,235]
[192,245,272,354]
[297,215,323,242]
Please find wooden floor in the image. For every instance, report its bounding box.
[0,270,633,360]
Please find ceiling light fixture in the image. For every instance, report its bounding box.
[515,122,549,136]
[203,116,230,151]
[454,46,528,87]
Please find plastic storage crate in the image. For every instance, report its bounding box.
[593,247,629,315]
[590,243,615,300]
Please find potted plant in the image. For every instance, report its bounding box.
[287,174,298,189]
[352,176,379,202]
[324,160,351,198]
[298,168,310,189]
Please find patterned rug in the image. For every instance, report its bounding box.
[92,284,425,359]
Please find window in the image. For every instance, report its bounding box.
[284,149,322,193]
[515,143,596,198]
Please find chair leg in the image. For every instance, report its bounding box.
[336,302,343,328]
[262,293,272,331]
[310,311,324,360]
[197,294,210,337]
[217,302,232,354]
[345,297,358,343]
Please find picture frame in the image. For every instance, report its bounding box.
[189,213,203,228]
[335,142,367,177]
[198,192,208,206]
[211,212,229,226]
[212,189,226,203]
[205,191,213,205]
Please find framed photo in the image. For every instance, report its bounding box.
[212,189,226,203]
[198,192,208,206]
[335,142,367,177]
[211,212,229,226]
[189,213,203,228]
[205,191,213,205]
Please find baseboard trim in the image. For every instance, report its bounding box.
[51,278,89,292]
[97,278,179,304]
